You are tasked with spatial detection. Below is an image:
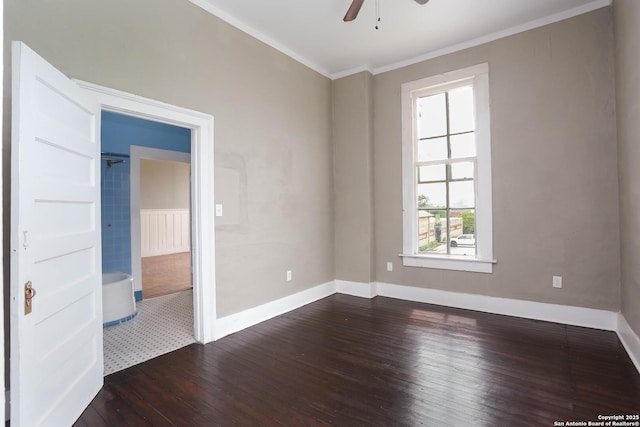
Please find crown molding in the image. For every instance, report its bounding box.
[188,0,611,80]
[188,0,332,79]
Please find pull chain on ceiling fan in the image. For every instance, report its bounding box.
[344,0,430,22]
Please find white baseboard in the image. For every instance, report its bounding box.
[375,282,618,331]
[335,280,377,298]
[214,280,619,340]
[211,279,636,373]
[214,281,336,340]
[617,314,640,374]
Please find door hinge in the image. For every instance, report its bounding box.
[24,281,36,315]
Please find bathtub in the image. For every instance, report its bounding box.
[102,272,137,328]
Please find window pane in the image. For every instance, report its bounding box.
[454,209,476,235]
[450,133,476,159]
[451,162,474,180]
[449,180,475,208]
[417,137,448,162]
[418,165,446,183]
[418,183,446,209]
[417,93,447,139]
[418,210,447,254]
[449,86,475,134]
[449,210,476,256]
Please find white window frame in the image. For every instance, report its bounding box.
[400,63,494,273]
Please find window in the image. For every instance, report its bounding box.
[401,64,494,273]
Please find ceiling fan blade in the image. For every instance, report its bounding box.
[344,0,365,22]
[414,0,430,4]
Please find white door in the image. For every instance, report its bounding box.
[10,42,103,426]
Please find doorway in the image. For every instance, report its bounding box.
[76,80,217,344]
[139,158,192,299]
[101,115,196,374]
[130,146,192,301]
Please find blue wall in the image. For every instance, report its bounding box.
[101,112,191,293]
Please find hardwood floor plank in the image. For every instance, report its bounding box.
[76,295,640,426]
[84,387,153,427]
[142,252,192,299]
[72,403,105,427]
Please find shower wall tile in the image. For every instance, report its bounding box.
[101,160,132,274]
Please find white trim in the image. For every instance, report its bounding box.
[401,63,493,273]
[214,279,619,336]
[189,0,609,79]
[214,282,336,340]
[209,279,638,375]
[187,0,331,78]
[331,65,373,81]
[0,0,5,420]
[375,282,618,331]
[335,280,377,299]
[400,254,493,273]
[371,0,611,76]
[75,80,216,344]
[131,146,191,288]
[617,314,640,374]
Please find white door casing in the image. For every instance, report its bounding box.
[74,81,216,344]
[10,41,103,426]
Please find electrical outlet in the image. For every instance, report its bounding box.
[386,262,393,272]
[215,204,223,217]
[552,276,562,289]
[286,270,292,282]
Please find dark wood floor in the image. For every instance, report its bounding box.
[75,295,640,426]
[142,252,192,299]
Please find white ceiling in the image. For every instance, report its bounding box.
[189,0,611,79]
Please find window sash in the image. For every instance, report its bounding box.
[401,63,493,273]
[413,83,478,257]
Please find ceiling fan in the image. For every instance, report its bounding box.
[344,0,430,22]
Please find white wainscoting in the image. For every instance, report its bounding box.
[140,209,190,257]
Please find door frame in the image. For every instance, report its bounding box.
[76,80,216,344]
[131,146,191,299]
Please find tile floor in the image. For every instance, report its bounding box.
[103,289,195,375]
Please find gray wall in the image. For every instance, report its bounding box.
[332,72,375,284]
[140,159,190,210]
[614,0,640,334]
[371,8,620,310]
[3,0,334,317]
[2,2,624,317]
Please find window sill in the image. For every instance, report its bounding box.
[400,253,495,273]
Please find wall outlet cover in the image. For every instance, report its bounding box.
[552,276,562,289]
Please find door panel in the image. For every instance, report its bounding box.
[10,41,102,426]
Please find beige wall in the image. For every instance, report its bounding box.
[372,8,620,310]
[614,0,640,334]
[332,72,375,283]
[140,159,190,210]
[3,0,334,317]
[2,2,623,317]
